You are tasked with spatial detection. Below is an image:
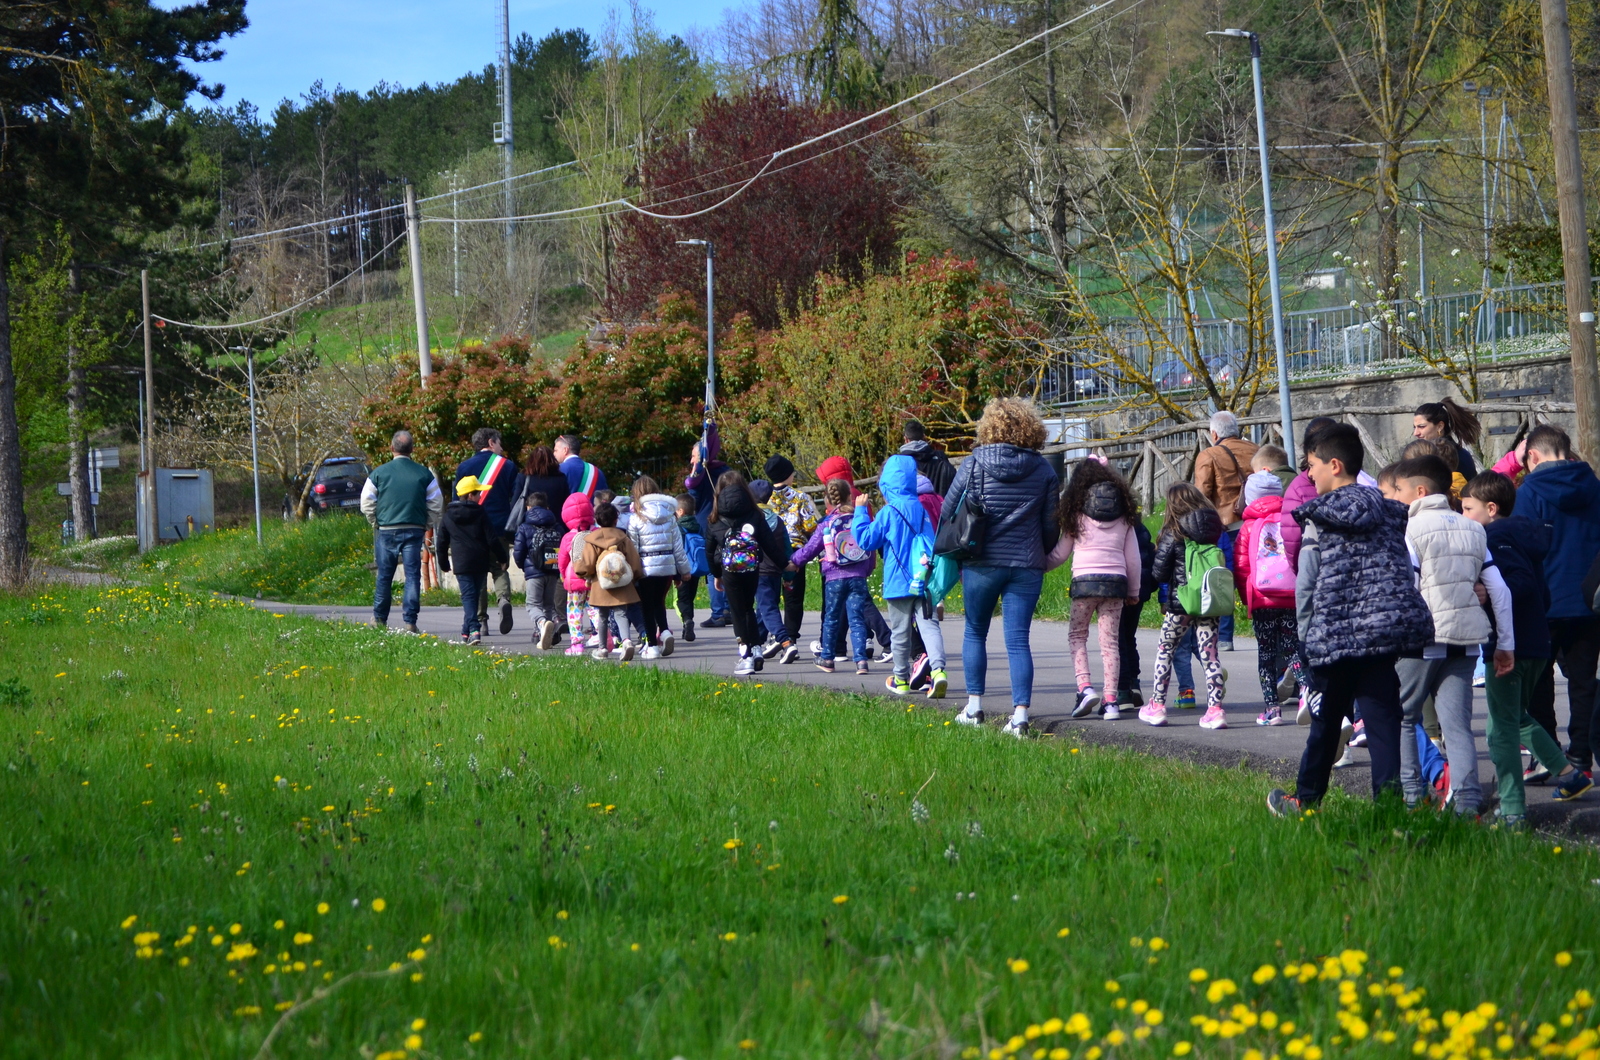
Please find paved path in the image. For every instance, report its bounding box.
[258,599,1600,836]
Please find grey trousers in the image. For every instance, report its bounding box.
[885,596,946,679]
[525,572,561,625]
[1397,655,1481,813]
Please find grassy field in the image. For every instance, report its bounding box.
[0,583,1596,1058]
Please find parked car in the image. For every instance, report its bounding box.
[284,457,369,518]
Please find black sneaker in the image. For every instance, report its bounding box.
[1266,788,1301,817]
[701,615,730,629]
[500,602,514,635]
[1554,770,1593,802]
[682,625,696,643]
[761,636,786,660]
[1119,688,1144,708]
[752,655,764,672]
[1072,688,1101,719]
[780,643,800,664]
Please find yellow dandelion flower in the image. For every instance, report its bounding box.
[293,932,313,945]
[1148,937,1167,951]
[1057,927,1071,938]
[1106,1030,1127,1046]
[739,1039,757,1050]
[1145,1010,1165,1026]
[404,1034,422,1050]
[1190,968,1209,983]
[411,1018,426,1031]
[121,915,138,929]
[1556,951,1573,967]
[833,895,849,905]
[316,902,330,915]
[469,1032,483,1043]
[371,898,387,913]
[1173,1044,1193,1057]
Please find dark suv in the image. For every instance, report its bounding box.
[284,457,369,518]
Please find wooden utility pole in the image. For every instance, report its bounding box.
[139,269,158,552]
[403,183,432,387]
[1541,0,1600,458]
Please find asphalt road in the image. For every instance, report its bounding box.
[256,598,1600,835]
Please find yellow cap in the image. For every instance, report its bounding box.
[455,475,484,497]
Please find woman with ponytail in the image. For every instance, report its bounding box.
[1413,398,1482,478]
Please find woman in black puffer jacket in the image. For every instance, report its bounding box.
[946,398,1060,737]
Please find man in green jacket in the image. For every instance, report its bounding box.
[360,430,444,632]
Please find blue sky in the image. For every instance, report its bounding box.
[191,0,716,111]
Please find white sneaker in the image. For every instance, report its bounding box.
[659,631,675,657]
[586,633,602,648]
[538,619,558,650]
[734,649,757,676]
[810,639,824,659]
[639,645,661,660]
[590,647,609,661]
[1101,702,1122,721]
[955,708,984,727]
[1002,718,1030,738]
[1296,689,1313,725]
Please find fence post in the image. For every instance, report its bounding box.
[1143,441,1155,511]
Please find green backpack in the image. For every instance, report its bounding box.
[1176,539,1235,618]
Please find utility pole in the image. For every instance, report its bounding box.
[65,262,91,541]
[494,0,515,290]
[139,269,158,552]
[1540,0,1600,459]
[237,346,263,545]
[1208,28,1297,464]
[677,240,716,413]
[404,183,433,386]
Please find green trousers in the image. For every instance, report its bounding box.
[1484,657,1567,817]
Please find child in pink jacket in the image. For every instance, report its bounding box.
[1234,472,1303,725]
[1045,459,1143,720]
[557,493,596,657]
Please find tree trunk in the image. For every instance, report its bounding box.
[1376,148,1403,359]
[66,263,92,541]
[0,229,30,586]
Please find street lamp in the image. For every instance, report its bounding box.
[1208,27,1297,465]
[676,239,716,416]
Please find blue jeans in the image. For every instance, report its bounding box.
[373,527,424,625]
[1218,528,1235,644]
[709,580,728,620]
[820,577,870,663]
[458,572,483,636]
[755,573,787,643]
[960,564,1044,706]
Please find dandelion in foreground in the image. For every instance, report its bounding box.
[832,895,849,905]
[1556,951,1573,967]
[372,898,387,913]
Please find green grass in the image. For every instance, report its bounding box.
[131,516,377,603]
[1,584,1597,1058]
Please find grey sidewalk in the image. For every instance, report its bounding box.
[259,599,1600,835]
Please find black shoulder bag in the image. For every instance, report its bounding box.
[934,464,987,562]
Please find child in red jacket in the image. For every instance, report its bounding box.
[1235,464,1302,725]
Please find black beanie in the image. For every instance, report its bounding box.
[764,455,795,483]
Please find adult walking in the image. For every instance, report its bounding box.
[950,398,1061,737]
[360,430,443,634]
[519,445,570,528]
[1413,398,1481,478]
[1193,410,1257,651]
[554,433,607,497]
[900,419,956,497]
[455,428,522,635]
[1517,425,1600,800]
[686,424,731,627]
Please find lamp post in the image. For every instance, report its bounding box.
[676,239,716,415]
[1208,28,1296,464]
[230,346,263,545]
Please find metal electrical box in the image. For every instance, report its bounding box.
[136,468,215,543]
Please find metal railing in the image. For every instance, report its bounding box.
[1044,279,1588,408]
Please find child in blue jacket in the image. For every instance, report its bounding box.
[852,454,948,698]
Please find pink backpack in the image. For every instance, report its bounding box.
[1253,514,1295,594]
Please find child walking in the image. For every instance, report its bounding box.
[1383,455,1514,815]
[1461,471,1583,822]
[437,475,507,645]
[851,454,949,698]
[675,493,708,640]
[627,474,691,659]
[789,479,875,675]
[1142,483,1229,729]
[1234,466,1302,725]
[708,471,791,676]
[1045,458,1142,720]
[573,501,649,663]
[1268,425,1434,815]
[557,493,597,657]
[513,490,565,649]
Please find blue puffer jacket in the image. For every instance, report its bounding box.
[942,443,1060,569]
[1515,459,1600,619]
[1484,515,1551,657]
[853,455,934,598]
[1292,484,1433,667]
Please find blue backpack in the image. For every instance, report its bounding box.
[682,526,710,578]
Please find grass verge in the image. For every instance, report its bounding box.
[0,584,1595,1058]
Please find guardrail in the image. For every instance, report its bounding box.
[1044,279,1591,408]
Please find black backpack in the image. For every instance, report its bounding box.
[528,524,563,574]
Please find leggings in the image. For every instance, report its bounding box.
[1068,597,1124,697]
[635,576,674,645]
[1153,613,1223,709]
[1251,607,1303,705]
[720,571,763,648]
[565,591,589,639]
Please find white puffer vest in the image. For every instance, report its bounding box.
[1406,494,1490,645]
[628,494,689,579]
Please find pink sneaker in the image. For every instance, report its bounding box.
[564,644,587,657]
[1138,703,1168,727]
[1199,705,1228,730]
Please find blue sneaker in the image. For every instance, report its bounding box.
[1554,770,1593,802]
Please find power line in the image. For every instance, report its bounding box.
[152,231,409,331]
